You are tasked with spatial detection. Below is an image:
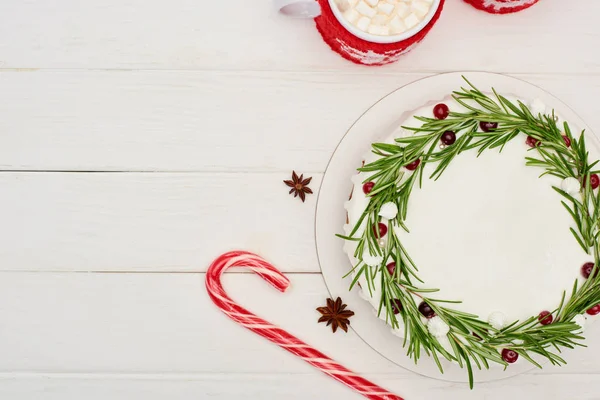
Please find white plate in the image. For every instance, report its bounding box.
[314,71,599,384]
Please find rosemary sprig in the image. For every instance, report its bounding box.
[340,77,600,388]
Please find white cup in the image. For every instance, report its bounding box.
[275,0,441,44]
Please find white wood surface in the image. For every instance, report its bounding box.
[1,0,600,398]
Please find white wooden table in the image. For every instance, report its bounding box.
[1,1,600,398]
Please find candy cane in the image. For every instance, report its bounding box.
[206,250,403,400]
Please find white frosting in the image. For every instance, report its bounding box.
[561,177,581,195]
[488,311,508,330]
[427,316,450,338]
[379,202,399,219]
[363,253,384,267]
[343,95,589,340]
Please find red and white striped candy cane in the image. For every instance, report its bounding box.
[206,250,403,400]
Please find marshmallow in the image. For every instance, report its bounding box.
[336,0,351,12]
[368,24,390,35]
[404,12,420,29]
[377,2,395,14]
[412,1,430,18]
[356,15,371,30]
[344,8,361,24]
[372,14,389,25]
[339,0,430,35]
[389,15,407,33]
[356,0,377,17]
[404,13,420,29]
[395,2,410,18]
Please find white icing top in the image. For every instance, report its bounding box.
[343,96,591,335]
[427,316,450,338]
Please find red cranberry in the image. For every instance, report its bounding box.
[392,299,403,314]
[405,159,421,171]
[581,262,597,279]
[587,305,600,316]
[386,262,396,276]
[480,121,498,132]
[440,131,456,146]
[587,174,600,190]
[374,222,387,238]
[563,135,571,147]
[433,103,449,120]
[526,136,541,148]
[502,349,519,364]
[418,302,435,318]
[362,182,375,195]
[538,311,553,325]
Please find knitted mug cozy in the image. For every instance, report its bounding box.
[463,0,540,14]
[314,0,446,66]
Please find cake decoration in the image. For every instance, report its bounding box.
[488,311,508,330]
[363,253,384,267]
[586,305,600,316]
[433,103,450,120]
[428,316,450,337]
[501,348,519,364]
[561,177,580,194]
[538,311,553,326]
[283,171,313,202]
[418,302,436,318]
[339,77,600,387]
[440,131,457,145]
[379,202,399,219]
[479,121,498,132]
[581,262,597,279]
[586,174,600,190]
[363,181,376,194]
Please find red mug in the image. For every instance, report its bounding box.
[276,0,446,66]
[463,0,540,14]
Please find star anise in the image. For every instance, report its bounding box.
[283,171,313,202]
[316,297,355,333]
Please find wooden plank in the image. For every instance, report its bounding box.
[0,0,597,73]
[2,373,600,400]
[0,172,321,272]
[0,70,423,172]
[0,273,598,376]
[1,71,600,172]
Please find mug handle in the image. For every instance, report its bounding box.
[274,0,322,18]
